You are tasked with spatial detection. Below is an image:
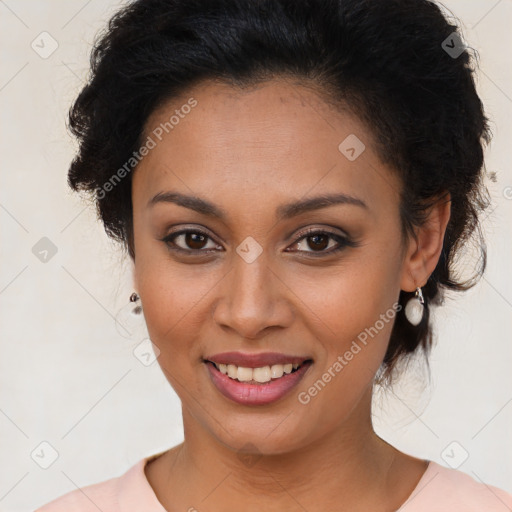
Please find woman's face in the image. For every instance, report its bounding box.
[132,79,411,454]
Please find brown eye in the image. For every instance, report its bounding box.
[183,232,208,250]
[305,233,330,251]
[162,229,221,254]
[288,229,357,257]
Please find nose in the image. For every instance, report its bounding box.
[212,250,293,339]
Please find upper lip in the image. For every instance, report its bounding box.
[205,351,312,368]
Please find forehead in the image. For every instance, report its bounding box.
[133,79,401,218]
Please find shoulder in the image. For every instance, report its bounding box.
[33,473,122,512]
[402,461,512,511]
[33,458,150,512]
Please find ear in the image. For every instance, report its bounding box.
[400,193,451,292]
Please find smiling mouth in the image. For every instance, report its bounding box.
[205,360,313,385]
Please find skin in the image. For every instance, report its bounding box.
[130,77,451,512]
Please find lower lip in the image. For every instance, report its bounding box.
[206,361,312,406]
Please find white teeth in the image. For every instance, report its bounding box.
[236,366,253,382]
[253,366,271,383]
[227,364,238,379]
[213,362,303,383]
[270,364,284,379]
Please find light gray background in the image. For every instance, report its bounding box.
[0,1,511,511]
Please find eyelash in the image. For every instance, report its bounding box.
[160,227,358,257]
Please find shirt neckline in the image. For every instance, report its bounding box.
[396,460,440,511]
[121,453,436,512]
[118,451,169,512]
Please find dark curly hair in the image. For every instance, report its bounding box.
[67,0,491,383]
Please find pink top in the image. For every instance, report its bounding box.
[34,453,512,512]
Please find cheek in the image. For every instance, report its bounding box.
[293,257,401,427]
[301,243,402,344]
[135,255,223,368]
[137,275,208,397]
[303,241,403,375]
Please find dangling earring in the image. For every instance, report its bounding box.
[405,287,424,326]
[129,292,142,315]
[114,293,159,366]
[115,292,144,339]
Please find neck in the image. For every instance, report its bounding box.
[150,388,417,511]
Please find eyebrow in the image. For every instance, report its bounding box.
[147,190,367,221]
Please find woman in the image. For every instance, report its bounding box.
[35,0,512,510]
